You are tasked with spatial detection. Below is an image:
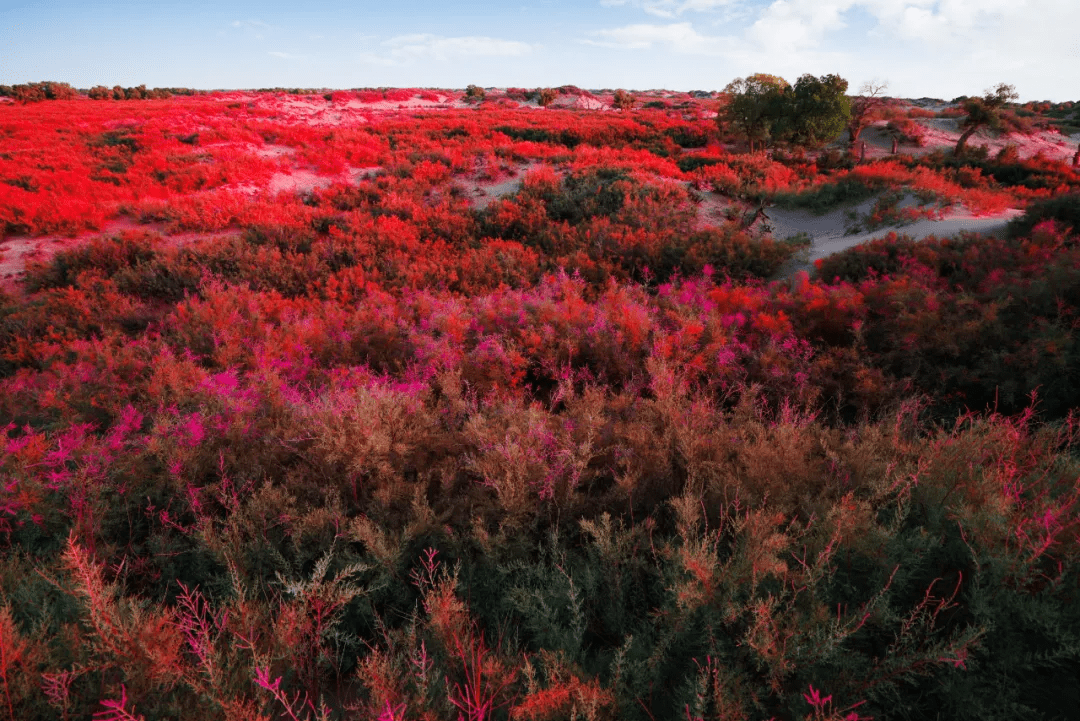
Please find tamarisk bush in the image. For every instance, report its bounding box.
[0,87,1079,720]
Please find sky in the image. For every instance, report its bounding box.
[1,0,1077,101]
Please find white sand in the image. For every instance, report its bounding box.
[853,115,1080,164]
[458,162,540,210]
[201,141,296,159]
[766,195,1024,279]
[573,96,611,111]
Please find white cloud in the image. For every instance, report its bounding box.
[583,0,1078,100]
[591,1,1061,57]
[267,51,299,59]
[231,19,272,31]
[599,0,737,18]
[382,34,535,61]
[230,19,273,40]
[746,0,855,51]
[599,0,1043,45]
[584,22,726,52]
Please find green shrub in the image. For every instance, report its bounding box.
[1007,192,1080,239]
[773,177,877,215]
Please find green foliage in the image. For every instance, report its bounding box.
[774,74,852,148]
[493,126,582,147]
[1007,192,1080,239]
[676,155,725,173]
[718,73,791,152]
[721,73,851,151]
[773,177,877,214]
[955,83,1020,155]
[814,227,1080,418]
[539,167,632,225]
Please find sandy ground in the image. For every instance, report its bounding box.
[461,162,541,210]
[766,195,1024,279]
[851,114,1079,164]
[202,141,296,160]
[207,92,470,127]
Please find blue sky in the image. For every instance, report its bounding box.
[1,1,1077,101]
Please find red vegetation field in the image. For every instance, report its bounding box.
[1,88,1079,721]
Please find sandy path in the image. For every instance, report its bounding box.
[766,195,1023,279]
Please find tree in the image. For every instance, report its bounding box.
[537,88,557,107]
[774,73,851,148]
[955,83,1019,156]
[613,89,634,111]
[848,79,890,147]
[465,84,485,102]
[718,73,790,153]
[0,81,76,103]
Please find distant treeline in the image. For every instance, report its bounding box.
[0,81,206,102]
[84,85,205,100]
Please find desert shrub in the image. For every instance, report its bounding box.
[613,89,634,111]
[676,155,725,173]
[1006,191,1080,239]
[21,231,163,293]
[886,118,926,147]
[664,126,709,148]
[676,225,807,280]
[813,232,922,283]
[817,227,1080,419]
[494,125,582,148]
[816,147,857,172]
[907,107,937,119]
[773,177,876,214]
[1,82,1080,721]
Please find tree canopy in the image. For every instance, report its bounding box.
[719,73,852,152]
[718,73,790,153]
[955,82,1020,155]
[775,73,852,148]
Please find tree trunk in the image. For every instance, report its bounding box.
[849,123,862,147]
[955,124,981,156]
